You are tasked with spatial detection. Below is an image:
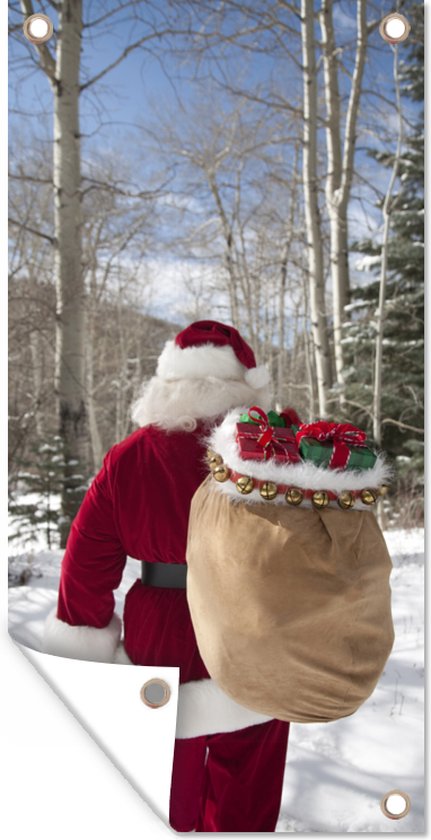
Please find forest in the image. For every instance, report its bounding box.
[8,1,424,549]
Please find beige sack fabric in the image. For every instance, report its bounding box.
[186,475,395,724]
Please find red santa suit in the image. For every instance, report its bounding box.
[43,320,290,832]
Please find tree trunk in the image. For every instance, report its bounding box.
[208,174,240,326]
[277,145,300,406]
[85,288,104,472]
[52,0,89,546]
[29,329,44,437]
[301,0,331,417]
[373,45,403,446]
[320,0,367,407]
[301,269,318,419]
[373,45,403,527]
[276,246,288,407]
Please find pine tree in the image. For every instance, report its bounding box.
[342,3,424,525]
[9,435,65,550]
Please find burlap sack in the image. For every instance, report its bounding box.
[186,475,395,723]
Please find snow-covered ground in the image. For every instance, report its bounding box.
[8,528,425,833]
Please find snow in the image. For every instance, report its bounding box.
[343,299,368,313]
[355,255,381,272]
[8,492,61,551]
[278,528,424,833]
[8,528,424,833]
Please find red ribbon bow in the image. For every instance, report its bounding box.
[295,421,367,469]
[247,406,277,458]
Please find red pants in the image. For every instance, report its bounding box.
[169,718,290,832]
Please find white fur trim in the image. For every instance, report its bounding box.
[207,407,393,502]
[207,477,381,510]
[131,377,271,430]
[43,609,122,663]
[175,678,273,739]
[244,365,271,389]
[157,340,246,381]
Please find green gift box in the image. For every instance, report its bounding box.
[239,409,286,428]
[296,434,377,471]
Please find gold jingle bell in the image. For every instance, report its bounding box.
[213,464,230,482]
[236,475,254,495]
[337,491,355,510]
[207,449,223,470]
[361,488,377,505]
[285,487,304,506]
[312,490,329,510]
[260,481,278,501]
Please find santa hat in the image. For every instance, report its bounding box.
[157,320,270,390]
[131,320,272,430]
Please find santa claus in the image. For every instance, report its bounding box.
[43,319,290,832]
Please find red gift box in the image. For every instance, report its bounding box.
[236,415,301,464]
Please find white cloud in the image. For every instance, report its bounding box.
[138,257,229,322]
[332,4,357,32]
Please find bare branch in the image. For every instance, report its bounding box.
[382,418,424,434]
[80,29,189,92]
[82,1,145,29]
[80,173,173,199]
[9,171,52,185]
[339,0,367,204]
[19,0,56,81]
[9,217,55,244]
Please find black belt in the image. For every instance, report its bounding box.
[141,560,187,589]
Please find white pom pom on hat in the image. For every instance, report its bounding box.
[156,320,271,386]
[244,365,271,389]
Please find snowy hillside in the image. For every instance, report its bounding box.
[8,528,424,833]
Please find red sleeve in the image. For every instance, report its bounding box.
[57,448,127,628]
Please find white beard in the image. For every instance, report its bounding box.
[130,376,272,431]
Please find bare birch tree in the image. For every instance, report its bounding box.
[18,0,87,544]
[319,0,368,406]
[14,0,189,543]
[373,44,404,447]
[9,146,56,475]
[301,0,331,416]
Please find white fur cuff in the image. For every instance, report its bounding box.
[43,609,122,663]
[175,678,273,739]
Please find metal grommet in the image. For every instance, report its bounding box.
[380,790,411,820]
[379,13,411,44]
[23,14,54,44]
[140,679,171,709]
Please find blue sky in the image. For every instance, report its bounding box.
[8,1,422,322]
[9,1,409,143]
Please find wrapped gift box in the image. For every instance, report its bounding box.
[236,422,301,463]
[297,435,377,471]
[239,409,286,428]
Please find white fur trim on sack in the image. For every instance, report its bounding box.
[43,609,122,663]
[207,407,393,505]
[175,678,273,739]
